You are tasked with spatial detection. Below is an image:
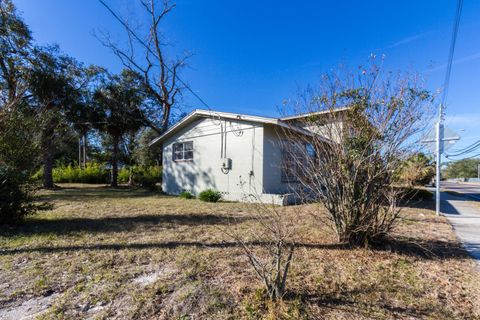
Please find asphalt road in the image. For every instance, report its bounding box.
[441,181,480,201]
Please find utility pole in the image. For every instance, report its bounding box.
[435,119,443,215]
[434,0,463,215]
[83,134,87,170]
[478,163,480,184]
[423,121,458,215]
[78,135,87,170]
[79,137,82,169]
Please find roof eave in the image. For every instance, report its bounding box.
[149,109,335,147]
[280,106,350,121]
[148,109,280,147]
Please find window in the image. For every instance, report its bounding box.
[281,141,300,183]
[306,143,316,158]
[281,155,298,182]
[281,141,316,183]
[173,141,193,161]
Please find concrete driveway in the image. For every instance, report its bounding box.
[437,187,480,266]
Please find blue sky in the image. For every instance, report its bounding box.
[13,0,480,159]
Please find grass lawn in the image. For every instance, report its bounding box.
[0,184,479,319]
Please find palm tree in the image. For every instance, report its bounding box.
[93,69,145,187]
[28,46,82,188]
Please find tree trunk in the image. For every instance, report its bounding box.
[41,125,55,189]
[111,134,119,188]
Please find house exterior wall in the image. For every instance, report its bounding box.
[162,117,265,200]
[262,124,297,195]
[294,119,344,143]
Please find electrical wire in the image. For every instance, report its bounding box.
[439,0,464,118]
[446,139,480,157]
[448,139,480,153]
[446,152,480,160]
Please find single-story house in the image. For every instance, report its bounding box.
[149,108,346,205]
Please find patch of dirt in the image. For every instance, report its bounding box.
[132,265,176,287]
[0,293,59,320]
[148,280,234,320]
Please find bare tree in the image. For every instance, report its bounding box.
[279,60,434,247]
[98,0,188,134]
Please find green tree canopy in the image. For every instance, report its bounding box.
[28,46,85,188]
[0,0,32,104]
[443,158,480,179]
[93,69,146,187]
[395,152,435,186]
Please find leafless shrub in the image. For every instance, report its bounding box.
[222,193,296,300]
[279,59,434,247]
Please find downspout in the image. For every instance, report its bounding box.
[220,122,224,158]
[224,120,228,157]
[249,126,255,191]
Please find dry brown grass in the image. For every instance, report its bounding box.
[0,184,479,319]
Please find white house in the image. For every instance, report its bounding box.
[149,109,345,205]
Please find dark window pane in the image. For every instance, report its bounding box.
[173,151,183,160]
[173,143,183,152]
[184,141,193,151]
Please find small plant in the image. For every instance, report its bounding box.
[179,190,194,199]
[198,189,221,202]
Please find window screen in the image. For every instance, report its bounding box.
[172,141,193,161]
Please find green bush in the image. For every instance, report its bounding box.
[0,166,37,224]
[198,189,221,202]
[56,162,109,184]
[31,169,43,182]
[32,163,161,188]
[118,166,162,190]
[118,167,131,184]
[34,162,109,184]
[179,190,194,199]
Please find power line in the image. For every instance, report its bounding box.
[446,139,480,157]
[439,0,464,117]
[448,139,480,153]
[446,153,480,161]
[434,0,464,216]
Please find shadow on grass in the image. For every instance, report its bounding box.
[0,214,247,237]
[0,241,347,255]
[371,236,469,259]
[38,187,166,202]
[400,198,435,210]
[287,287,440,319]
[0,235,468,260]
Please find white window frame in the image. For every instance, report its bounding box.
[172,141,193,162]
